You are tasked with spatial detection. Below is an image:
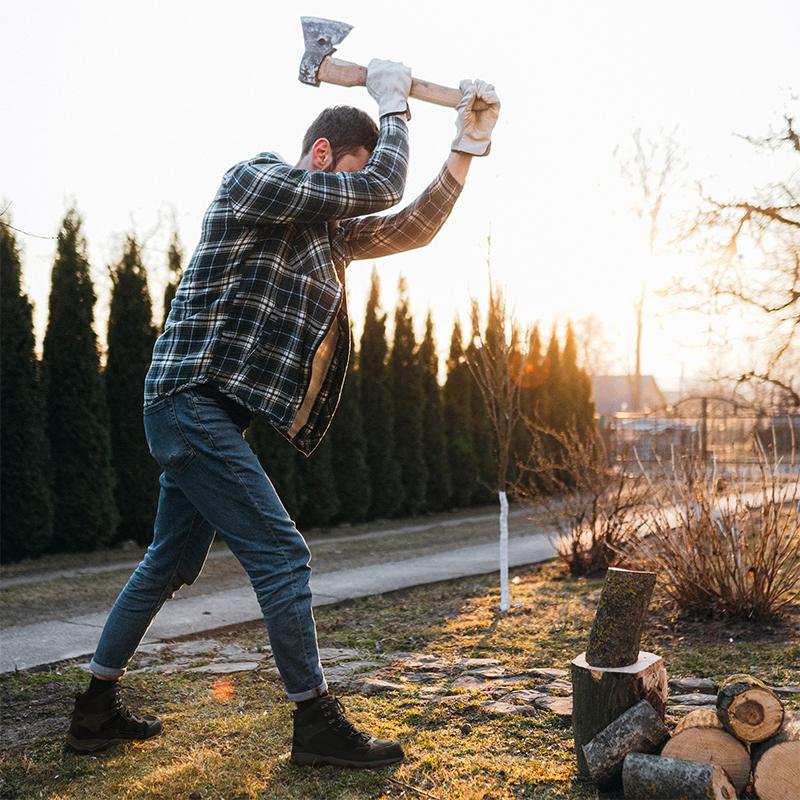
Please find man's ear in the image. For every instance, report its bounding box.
[310,138,333,171]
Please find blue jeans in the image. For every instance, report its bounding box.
[89,388,328,702]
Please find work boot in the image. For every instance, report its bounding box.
[65,681,163,753]
[290,694,405,768]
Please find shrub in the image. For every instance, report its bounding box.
[515,421,648,577]
[626,432,800,620]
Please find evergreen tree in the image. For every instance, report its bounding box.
[246,421,302,521]
[106,236,160,544]
[419,310,452,511]
[466,301,496,505]
[443,319,478,508]
[540,326,564,432]
[162,231,183,331]
[359,267,404,518]
[295,433,341,530]
[561,321,595,438]
[329,329,371,523]
[389,276,427,515]
[43,210,117,552]
[513,324,544,485]
[0,220,54,561]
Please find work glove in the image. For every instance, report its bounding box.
[366,58,412,120]
[451,79,501,156]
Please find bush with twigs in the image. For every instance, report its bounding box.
[621,432,800,620]
[515,420,648,577]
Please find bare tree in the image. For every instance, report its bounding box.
[616,128,683,408]
[672,114,800,410]
[515,420,647,577]
[573,314,619,376]
[464,272,524,612]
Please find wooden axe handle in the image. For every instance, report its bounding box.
[318,56,490,111]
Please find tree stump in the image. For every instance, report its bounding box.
[571,650,668,779]
[582,699,669,787]
[661,707,750,792]
[585,567,656,668]
[751,711,800,800]
[717,673,784,743]
[622,752,737,800]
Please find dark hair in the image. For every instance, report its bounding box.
[301,106,379,162]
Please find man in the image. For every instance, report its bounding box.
[67,59,500,768]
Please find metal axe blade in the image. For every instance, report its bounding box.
[299,16,354,86]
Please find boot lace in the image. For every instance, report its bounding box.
[320,697,371,744]
[110,683,147,728]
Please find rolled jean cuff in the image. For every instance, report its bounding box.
[89,658,126,680]
[286,678,328,702]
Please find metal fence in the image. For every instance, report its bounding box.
[598,408,800,469]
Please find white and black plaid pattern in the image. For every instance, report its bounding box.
[144,115,463,456]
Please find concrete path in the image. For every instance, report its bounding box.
[0,530,556,674]
[0,508,531,589]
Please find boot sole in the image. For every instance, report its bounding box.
[65,728,162,754]
[290,750,404,769]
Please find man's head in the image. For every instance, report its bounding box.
[296,106,378,173]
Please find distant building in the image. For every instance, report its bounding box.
[591,375,667,415]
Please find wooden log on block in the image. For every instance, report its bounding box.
[622,752,737,800]
[585,567,656,668]
[716,673,784,743]
[661,707,750,792]
[751,711,800,800]
[571,650,668,779]
[582,699,669,787]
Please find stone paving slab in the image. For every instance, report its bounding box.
[1,532,554,674]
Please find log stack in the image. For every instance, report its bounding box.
[570,566,798,798]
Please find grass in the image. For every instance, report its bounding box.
[1,562,797,800]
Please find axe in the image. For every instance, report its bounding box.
[299,16,489,111]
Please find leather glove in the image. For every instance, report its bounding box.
[451,79,501,156]
[366,58,412,120]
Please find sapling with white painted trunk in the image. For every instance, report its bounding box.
[464,263,524,612]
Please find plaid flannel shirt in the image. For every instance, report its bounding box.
[144,114,463,456]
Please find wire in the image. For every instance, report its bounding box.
[0,202,57,240]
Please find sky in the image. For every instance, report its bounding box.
[3,0,798,391]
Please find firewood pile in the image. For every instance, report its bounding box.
[571,568,799,800]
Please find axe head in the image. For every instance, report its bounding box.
[299,16,354,86]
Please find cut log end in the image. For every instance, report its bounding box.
[585,567,656,668]
[622,752,737,800]
[661,725,750,792]
[752,711,800,800]
[717,674,784,742]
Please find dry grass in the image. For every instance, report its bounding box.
[1,563,797,800]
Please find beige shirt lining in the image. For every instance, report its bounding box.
[287,320,340,437]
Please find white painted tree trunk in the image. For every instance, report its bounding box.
[499,490,510,611]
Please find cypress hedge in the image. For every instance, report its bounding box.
[42,210,117,552]
[0,221,54,561]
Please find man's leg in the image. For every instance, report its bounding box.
[68,416,216,753]
[165,389,403,767]
[160,390,326,700]
[89,470,216,678]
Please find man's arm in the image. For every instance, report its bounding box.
[224,115,409,226]
[338,157,468,261]
[338,78,499,261]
